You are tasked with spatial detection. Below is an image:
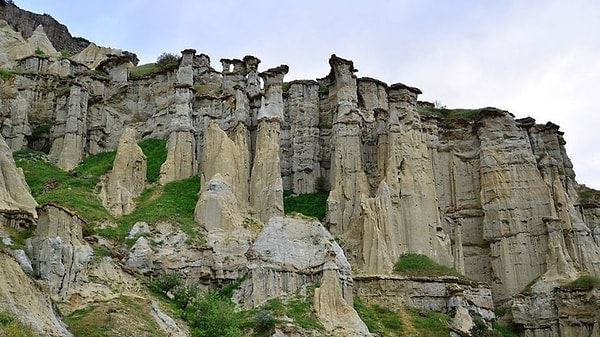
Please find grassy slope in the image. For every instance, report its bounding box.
[14,138,200,242]
[283,192,328,220]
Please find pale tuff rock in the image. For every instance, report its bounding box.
[177,48,194,86]
[0,22,57,67]
[241,216,352,308]
[0,134,38,215]
[1,90,32,151]
[326,55,370,237]
[49,84,88,171]
[285,80,321,194]
[159,87,197,184]
[27,25,58,57]
[26,203,92,301]
[96,54,133,82]
[250,119,284,223]
[195,175,255,277]
[200,122,250,210]
[313,263,372,337]
[123,236,155,274]
[477,109,560,302]
[450,306,475,337]
[0,253,73,337]
[249,65,288,223]
[511,288,600,337]
[70,42,128,69]
[354,275,495,322]
[99,127,147,216]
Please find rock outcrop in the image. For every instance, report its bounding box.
[241,216,352,308]
[26,204,92,301]
[99,127,147,216]
[0,252,73,337]
[0,134,38,215]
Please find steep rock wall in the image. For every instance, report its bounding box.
[1,44,598,308]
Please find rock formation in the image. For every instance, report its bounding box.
[1,7,600,335]
[241,216,353,307]
[0,134,38,215]
[0,252,73,337]
[99,127,147,216]
[26,204,92,301]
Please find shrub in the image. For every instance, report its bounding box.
[156,53,179,69]
[34,48,45,56]
[254,310,275,331]
[150,273,183,295]
[185,291,244,337]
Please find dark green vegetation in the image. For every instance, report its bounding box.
[129,53,180,79]
[0,68,13,81]
[394,253,465,278]
[418,104,481,121]
[0,310,36,337]
[564,274,600,290]
[576,185,600,204]
[283,192,328,220]
[14,138,200,243]
[148,272,321,336]
[353,297,454,337]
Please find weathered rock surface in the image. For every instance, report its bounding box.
[26,203,92,301]
[354,275,495,323]
[240,216,352,308]
[512,285,600,337]
[314,263,372,337]
[0,252,72,337]
[0,134,38,215]
[99,127,147,216]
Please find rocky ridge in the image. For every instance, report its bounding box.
[0,6,599,337]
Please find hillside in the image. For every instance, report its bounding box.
[0,4,599,337]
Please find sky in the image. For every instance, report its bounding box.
[14,0,600,188]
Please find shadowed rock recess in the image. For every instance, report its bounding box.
[1,5,600,337]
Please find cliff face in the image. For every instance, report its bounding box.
[1,11,600,337]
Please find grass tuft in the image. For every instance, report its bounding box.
[394,253,465,278]
[283,192,328,221]
[564,274,600,290]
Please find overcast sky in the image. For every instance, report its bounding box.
[15,0,600,188]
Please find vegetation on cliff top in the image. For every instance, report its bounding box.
[394,253,466,279]
[417,102,481,121]
[576,185,600,204]
[564,274,600,290]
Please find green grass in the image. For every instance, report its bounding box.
[256,290,324,331]
[0,310,37,337]
[112,176,201,241]
[394,253,465,278]
[64,296,167,337]
[353,297,403,336]
[418,105,481,121]
[14,141,199,244]
[138,138,167,182]
[0,68,12,81]
[283,192,328,220]
[409,309,451,337]
[564,274,600,290]
[576,185,600,204]
[128,63,161,79]
[31,124,51,136]
[14,150,111,223]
